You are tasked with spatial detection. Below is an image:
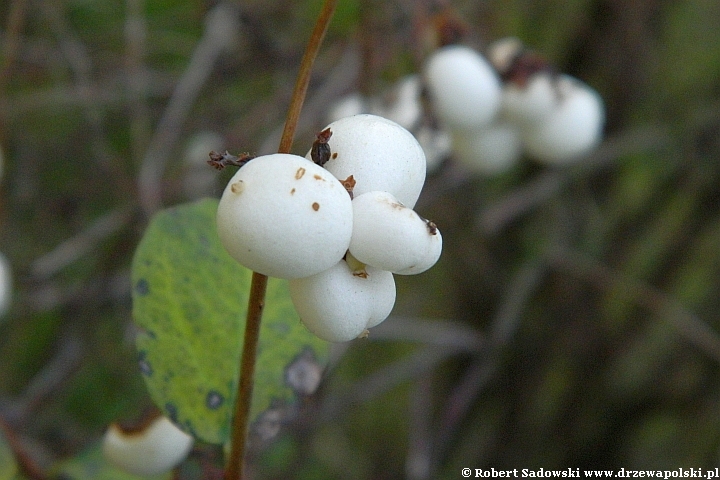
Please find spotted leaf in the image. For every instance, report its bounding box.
[131,198,329,445]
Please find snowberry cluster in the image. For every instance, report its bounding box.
[216,114,441,342]
[424,37,605,174]
[326,38,605,177]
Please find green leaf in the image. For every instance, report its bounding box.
[131,198,329,445]
[0,428,18,480]
[50,443,171,480]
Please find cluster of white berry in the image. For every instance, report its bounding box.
[326,38,604,177]
[424,37,605,174]
[216,114,441,342]
[326,75,453,174]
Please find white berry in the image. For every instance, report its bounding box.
[501,73,558,126]
[0,252,11,318]
[451,122,522,176]
[327,93,368,124]
[217,153,353,279]
[308,114,427,208]
[289,259,396,342]
[521,75,605,165]
[382,74,423,131]
[416,125,452,173]
[102,416,193,476]
[349,191,442,275]
[424,45,502,130]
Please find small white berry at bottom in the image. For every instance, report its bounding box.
[290,259,396,342]
[102,416,193,476]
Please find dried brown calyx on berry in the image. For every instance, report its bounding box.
[311,128,332,167]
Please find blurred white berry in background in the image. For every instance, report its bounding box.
[327,92,368,124]
[325,78,448,174]
[501,73,558,126]
[423,44,502,131]
[182,131,224,199]
[415,126,453,173]
[102,416,193,476]
[520,75,605,165]
[0,252,11,319]
[487,37,605,166]
[382,74,423,131]
[451,122,522,175]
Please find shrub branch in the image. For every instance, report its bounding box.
[225,1,337,478]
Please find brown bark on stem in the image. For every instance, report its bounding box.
[225,1,337,478]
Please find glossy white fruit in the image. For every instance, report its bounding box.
[102,416,193,476]
[217,153,353,279]
[501,73,558,125]
[451,122,522,176]
[424,45,502,130]
[416,125,452,173]
[327,93,368,123]
[382,74,423,131]
[183,131,224,198]
[349,191,442,275]
[308,114,426,208]
[0,252,11,318]
[521,75,604,165]
[289,259,396,342]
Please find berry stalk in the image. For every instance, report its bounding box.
[225,1,337,478]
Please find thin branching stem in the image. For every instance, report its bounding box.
[277,0,337,155]
[225,1,337,478]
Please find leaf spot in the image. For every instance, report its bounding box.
[206,390,224,410]
[138,352,153,376]
[285,349,323,396]
[135,278,150,296]
[165,402,179,424]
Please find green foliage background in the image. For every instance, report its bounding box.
[1,0,720,478]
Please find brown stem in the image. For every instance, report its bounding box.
[277,0,337,154]
[226,272,267,480]
[225,1,337,478]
